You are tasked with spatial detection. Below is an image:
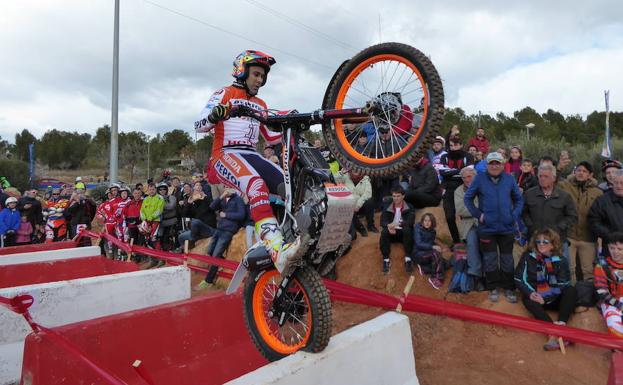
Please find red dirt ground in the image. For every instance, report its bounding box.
[186,208,611,385]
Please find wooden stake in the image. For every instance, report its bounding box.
[558,337,566,355]
[127,238,134,263]
[183,240,189,267]
[396,275,415,313]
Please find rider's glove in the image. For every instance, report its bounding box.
[208,104,230,123]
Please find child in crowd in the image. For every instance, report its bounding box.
[15,215,33,245]
[594,232,623,337]
[413,213,446,289]
[515,159,538,193]
[0,197,20,247]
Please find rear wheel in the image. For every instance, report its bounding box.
[243,266,332,361]
[322,42,445,177]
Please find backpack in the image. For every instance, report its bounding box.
[448,243,470,293]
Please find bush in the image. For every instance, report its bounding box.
[494,135,623,180]
[0,159,30,192]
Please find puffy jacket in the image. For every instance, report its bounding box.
[522,186,577,241]
[160,194,178,227]
[182,194,217,228]
[408,159,441,199]
[334,173,372,211]
[558,176,602,242]
[210,193,246,233]
[380,201,415,230]
[0,207,21,235]
[413,223,436,258]
[514,251,571,303]
[587,191,623,241]
[140,195,165,222]
[464,171,524,234]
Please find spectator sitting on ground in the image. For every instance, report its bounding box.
[522,163,577,247]
[404,157,442,209]
[334,168,375,238]
[558,161,603,284]
[515,228,577,351]
[504,145,523,175]
[464,151,524,303]
[599,159,622,192]
[439,139,474,244]
[454,166,484,291]
[467,127,490,154]
[515,159,538,193]
[588,169,623,247]
[413,212,445,290]
[594,232,623,338]
[379,186,415,274]
[179,182,216,249]
[194,188,246,290]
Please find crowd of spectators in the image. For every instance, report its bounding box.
[2,123,623,349]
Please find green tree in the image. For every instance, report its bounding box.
[39,129,91,169]
[119,131,147,183]
[85,125,111,167]
[0,159,29,192]
[161,129,193,158]
[0,136,10,158]
[14,129,38,161]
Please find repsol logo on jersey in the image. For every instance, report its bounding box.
[231,99,263,110]
[222,153,242,173]
[215,160,241,187]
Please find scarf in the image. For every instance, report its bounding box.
[535,252,561,301]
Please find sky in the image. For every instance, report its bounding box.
[0,0,622,142]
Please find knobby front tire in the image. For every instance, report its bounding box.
[243,266,332,362]
[322,42,445,177]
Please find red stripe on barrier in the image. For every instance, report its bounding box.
[0,241,78,255]
[73,230,623,351]
[609,352,623,385]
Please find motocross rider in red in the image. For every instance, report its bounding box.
[194,50,300,273]
[96,184,122,243]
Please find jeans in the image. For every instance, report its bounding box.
[190,219,215,241]
[465,226,482,277]
[204,229,234,283]
[479,232,515,290]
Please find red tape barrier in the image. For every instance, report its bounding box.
[75,229,623,351]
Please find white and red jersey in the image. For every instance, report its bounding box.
[115,197,131,224]
[194,84,281,156]
[97,197,121,224]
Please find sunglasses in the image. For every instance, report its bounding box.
[52,193,60,196]
[535,239,551,245]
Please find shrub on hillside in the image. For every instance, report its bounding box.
[0,159,30,193]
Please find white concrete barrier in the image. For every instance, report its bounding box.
[226,312,419,385]
[0,246,100,266]
[0,265,191,385]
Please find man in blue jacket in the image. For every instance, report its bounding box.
[195,188,246,289]
[464,152,524,303]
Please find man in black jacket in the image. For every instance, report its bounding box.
[405,157,442,208]
[522,164,578,243]
[379,186,415,273]
[178,185,217,248]
[18,190,44,232]
[588,169,623,244]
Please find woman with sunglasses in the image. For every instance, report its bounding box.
[514,228,577,351]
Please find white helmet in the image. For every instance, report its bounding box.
[75,176,83,182]
[5,197,18,205]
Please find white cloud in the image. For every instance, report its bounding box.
[0,0,622,142]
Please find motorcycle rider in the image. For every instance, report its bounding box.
[44,188,69,242]
[96,183,122,255]
[114,186,132,242]
[194,50,300,274]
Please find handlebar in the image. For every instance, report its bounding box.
[229,104,371,130]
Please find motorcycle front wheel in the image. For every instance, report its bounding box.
[243,266,332,362]
[322,42,445,177]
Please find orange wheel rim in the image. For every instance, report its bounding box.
[334,54,430,164]
[252,270,312,354]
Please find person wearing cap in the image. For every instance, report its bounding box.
[427,136,447,172]
[0,197,20,247]
[75,177,86,191]
[588,169,623,248]
[599,159,622,192]
[558,161,602,284]
[464,151,524,303]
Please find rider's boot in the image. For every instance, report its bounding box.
[256,217,301,274]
